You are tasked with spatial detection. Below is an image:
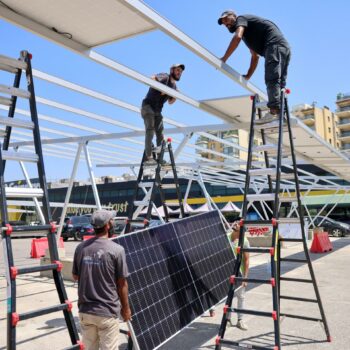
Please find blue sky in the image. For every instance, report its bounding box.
[0,0,349,181]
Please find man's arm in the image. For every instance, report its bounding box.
[117,278,132,321]
[221,26,245,63]
[168,96,176,104]
[72,274,79,281]
[243,50,260,80]
[242,252,250,287]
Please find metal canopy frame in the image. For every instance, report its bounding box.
[1,0,350,231]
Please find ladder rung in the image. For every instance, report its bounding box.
[279,237,304,242]
[233,276,275,285]
[161,184,177,189]
[0,116,34,129]
[255,101,269,111]
[133,200,149,206]
[229,308,276,319]
[241,247,274,254]
[280,277,313,283]
[138,182,154,188]
[0,54,27,71]
[0,84,31,99]
[5,224,52,233]
[280,295,318,303]
[254,144,277,152]
[280,258,307,263]
[5,187,44,198]
[16,263,61,275]
[219,339,276,350]
[2,150,39,163]
[242,218,302,227]
[0,96,12,106]
[19,303,70,321]
[280,313,323,322]
[280,196,298,203]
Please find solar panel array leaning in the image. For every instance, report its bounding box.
[115,210,234,350]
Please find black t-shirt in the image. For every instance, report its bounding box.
[232,15,290,56]
[143,73,177,112]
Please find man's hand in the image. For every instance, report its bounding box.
[242,281,248,288]
[121,306,132,321]
[242,74,251,81]
[220,56,228,63]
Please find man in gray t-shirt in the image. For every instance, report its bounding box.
[218,10,291,124]
[72,210,130,350]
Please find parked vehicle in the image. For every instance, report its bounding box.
[313,216,350,237]
[61,215,94,241]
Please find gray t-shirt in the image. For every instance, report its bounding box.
[72,237,129,318]
[232,15,290,56]
[143,73,177,112]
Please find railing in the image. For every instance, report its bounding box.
[336,106,350,113]
[337,93,350,101]
[340,130,350,138]
[299,114,315,121]
[336,118,350,125]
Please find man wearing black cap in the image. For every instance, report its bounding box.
[141,64,185,165]
[218,11,291,124]
[72,210,131,350]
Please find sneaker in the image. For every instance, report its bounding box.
[236,319,248,331]
[144,159,157,166]
[255,112,279,125]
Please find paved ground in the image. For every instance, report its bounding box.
[0,236,349,350]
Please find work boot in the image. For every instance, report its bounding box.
[144,158,157,166]
[255,112,279,125]
[236,319,248,331]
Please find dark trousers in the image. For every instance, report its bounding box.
[265,45,291,110]
[141,103,164,158]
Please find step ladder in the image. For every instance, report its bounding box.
[215,89,331,349]
[0,51,82,350]
[125,137,185,233]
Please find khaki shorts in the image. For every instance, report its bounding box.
[79,312,119,350]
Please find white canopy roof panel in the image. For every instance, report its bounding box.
[2,0,156,47]
[201,95,350,181]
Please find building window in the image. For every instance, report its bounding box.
[337,142,340,148]
[328,127,331,133]
[329,139,332,144]
[328,116,330,122]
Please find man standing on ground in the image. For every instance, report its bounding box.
[218,11,291,123]
[141,64,185,165]
[72,210,131,350]
[229,219,250,330]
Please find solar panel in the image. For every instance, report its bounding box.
[115,210,234,350]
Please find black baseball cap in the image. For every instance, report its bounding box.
[218,10,235,25]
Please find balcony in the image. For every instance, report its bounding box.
[341,143,350,150]
[336,117,350,130]
[195,140,209,156]
[336,105,350,117]
[338,130,350,141]
[298,114,315,126]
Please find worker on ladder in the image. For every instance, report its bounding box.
[218,10,291,124]
[141,64,185,165]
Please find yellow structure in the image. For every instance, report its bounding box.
[335,93,350,151]
[292,104,339,148]
[195,130,261,164]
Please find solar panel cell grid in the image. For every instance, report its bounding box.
[115,211,234,350]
